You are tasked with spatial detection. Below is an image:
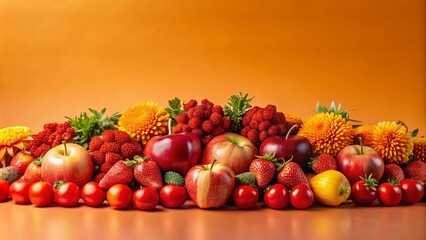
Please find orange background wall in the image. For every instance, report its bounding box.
[1,1,425,135]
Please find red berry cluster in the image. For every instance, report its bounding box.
[27,122,76,158]
[88,130,143,182]
[241,105,288,145]
[172,99,231,146]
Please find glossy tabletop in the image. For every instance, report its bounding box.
[1,200,424,240]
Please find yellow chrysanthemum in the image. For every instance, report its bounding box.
[298,112,354,156]
[118,102,169,144]
[0,126,33,166]
[352,125,375,146]
[413,137,426,162]
[371,121,413,164]
[284,112,303,130]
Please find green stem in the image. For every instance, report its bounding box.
[358,137,364,155]
[63,141,68,156]
[210,159,217,171]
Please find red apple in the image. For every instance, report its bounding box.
[336,144,384,185]
[41,142,94,188]
[259,125,312,168]
[200,132,258,175]
[185,160,235,209]
[144,132,201,176]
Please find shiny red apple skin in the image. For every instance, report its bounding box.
[41,143,94,188]
[200,133,258,175]
[259,135,313,167]
[185,162,235,209]
[336,145,385,185]
[144,132,201,176]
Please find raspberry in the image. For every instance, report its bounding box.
[102,130,115,142]
[267,125,279,136]
[34,144,51,158]
[212,105,224,115]
[210,112,222,126]
[253,111,263,122]
[242,116,251,127]
[277,124,287,135]
[52,135,63,147]
[182,124,191,132]
[91,150,106,165]
[221,117,231,130]
[247,129,259,144]
[201,99,212,106]
[241,126,250,136]
[259,131,269,142]
[100,162,113,173]
[249,120,259,129]
[191,128,204,137]
[172,124,183,133]
[211,126,224,136]
[258,121,271,131]
[262,110,274,120]
[47,134,55,145]
[43,123,58,131]
[94,173,106,183]
[188,117,202,129]
[183,99,197,111]
[193,109,203,119]
[203,110,212,120]
[121,141,143,159]
[89,136,104,152]
[187,108,196,118]
[202,120,214,133]
[265,104,277,114]
[201,135,214,146]
[62,132,73,142]
[114,130,132,144]
[66,127,75,134]
[176,114,189,124]
[100,142,121,154]
[105,152,123,165]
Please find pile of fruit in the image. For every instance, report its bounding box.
[0,93,425,211]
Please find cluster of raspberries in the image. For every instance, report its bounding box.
[28,122,76,157]
[172,99,231,146]
[240,105,288,144]
[88,130,143,182]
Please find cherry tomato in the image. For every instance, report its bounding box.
[9,181,32,204]
[133,187,159,210]
[400,179,424,204]
[81,181,105,207]
[106,184,133,209]
[29,182,54,207]
[290,184,314,209]
[263,183,289,209]
[55,182,81,207]
[378,182,402,206]
[159,184,187,208]
[233,185,259,209]
[0,180,10,202]
[350,180,377,205]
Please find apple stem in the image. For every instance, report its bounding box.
[210,159,217,171]
[168,118,173,135]
[285,125,299,140]
[358,137,364,155]
[63,141,68,156]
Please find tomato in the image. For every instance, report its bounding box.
[81,181,105,207]
[106,184,133,209]
[350,178,378,205]
[264,183,288,209]
[290,184,314,209]
[378,182,402,206]
[29,182,54,207]
[309,170,351,206]
[233,185,259,209]
[133,187,159,210]
[400,179,424,204]
[159,184,187,208]
[55,182,81,207]
[9,181,32,204]
[0,180,10,202]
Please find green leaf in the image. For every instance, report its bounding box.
[411,129,419,137]
[164,171,185,186]
[235,172,257,188]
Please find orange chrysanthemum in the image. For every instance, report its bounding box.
[371,121,413,164]
[413,137,426,162]
[352,125,375,146]
[298,112,354,157]
[118,102,169,145]
[0,126,33,166]
[284,112,303,131]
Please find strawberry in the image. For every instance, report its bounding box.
[105,152,123,165]
[249,153,277,188]
[10,150,35,176]
[277,160,309,189]
[403,160,426,181]
[19,157,42,183]
[309,153,337,174]
[380,163,405,184]
[98,159,136,190]
[133,156,163,191]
